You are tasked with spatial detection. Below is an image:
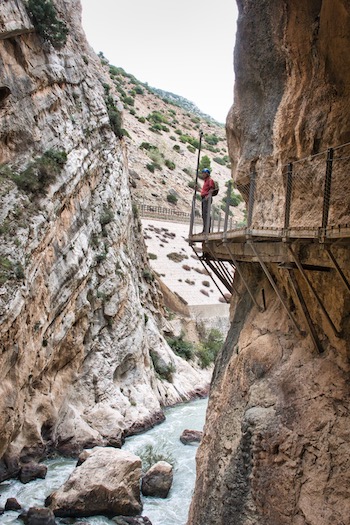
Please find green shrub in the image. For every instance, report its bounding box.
[140,142,154,151]
[199,155,211,172]
[138,116,146,123]
[165,159,175,170]
[213,156,226,165]
[15,262,25,280]
[166,332,194,360]
[205,134,219,145]
[98,51,109,65]
[149,124,162,133]
[146,163,155,173]
[148,149,164,167]
[136,442,176,473]
[167,193,178,204]
[26,0,68,48]
[109,65,121,76]
[147,111,170,125]
[150,351,176,382]
[132,203,139,219]
[222,182,244,207]
[108,108,124,138]
[143,268,154,283]
[148,253,157,260]
[104,93,126,139]
[0,257,13,285]
[179,134,199,149]
[12,149,67,195]
[99,207,114,225]
[187,145,195,154]
[173,144,180,152]
[134,85,144,95]
[123,96,134,106]
[196,328,223,368]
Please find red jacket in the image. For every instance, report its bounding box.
[201,177,215,197]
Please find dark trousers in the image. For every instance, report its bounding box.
[201,197,210,232]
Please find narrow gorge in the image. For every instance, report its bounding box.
[1,1,349,525]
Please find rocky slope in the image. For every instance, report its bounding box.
[188,1,350,525]
[98,58,233,213]
[0,0,212,479]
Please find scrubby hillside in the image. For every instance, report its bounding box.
[99,55,244,222]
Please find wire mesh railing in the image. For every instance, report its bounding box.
[189,142,350,239]
[140,204,201,224]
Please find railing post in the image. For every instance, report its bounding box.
[217,212,222,232]
[322,147,334,230]
[189,196,196,237]
[284,162,293,231]
[247,171,256,229]
[224,180,231,234]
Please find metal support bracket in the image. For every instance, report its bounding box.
[287,269,323,353]
[248,241,302,333]
[288,244,342,337]
[204,243,238,295]
[224,241,265,312]
[190,245,230,302]
[325,245,350,294]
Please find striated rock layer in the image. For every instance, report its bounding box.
[189,1,350,525]
[0,0,210,477]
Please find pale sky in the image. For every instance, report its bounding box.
[80,0,238,123]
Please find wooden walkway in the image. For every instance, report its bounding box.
[187,144,350,353]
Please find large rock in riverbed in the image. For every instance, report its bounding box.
[141,461,173,498]
[180,429,203,445]
[20,507,56,525]
[46,447,142,517]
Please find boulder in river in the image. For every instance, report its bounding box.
[5,497,21,511]
[19,507,56,525]
[141,461,173,498]
[45,447,142,517]
[0,456,20,483]
[180,429,203,445]
[113,516,152,525]
[19,462,48,484]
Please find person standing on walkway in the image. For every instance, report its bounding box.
[200,168,215,232]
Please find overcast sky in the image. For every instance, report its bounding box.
[80,0,238,123]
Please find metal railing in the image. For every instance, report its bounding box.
[189,142,350,240]
[140,204,201,224]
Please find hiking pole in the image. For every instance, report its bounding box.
[194,129,203,197]
[189,130,203,237]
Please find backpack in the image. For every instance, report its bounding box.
[212,180,219,196]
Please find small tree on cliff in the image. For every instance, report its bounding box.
[26,0,68,49]
[199,155,211,174]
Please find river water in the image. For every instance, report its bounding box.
[0,397,208,525]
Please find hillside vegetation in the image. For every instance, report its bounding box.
[100,53,245,221]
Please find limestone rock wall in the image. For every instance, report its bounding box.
[188,1,350,524]
[0,0,209,475]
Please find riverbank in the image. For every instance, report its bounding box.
[0,398,208,525]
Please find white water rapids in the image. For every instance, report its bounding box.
[0,397,208,525]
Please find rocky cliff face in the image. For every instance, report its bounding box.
[0,0,210,478]
[189,1,350,524]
